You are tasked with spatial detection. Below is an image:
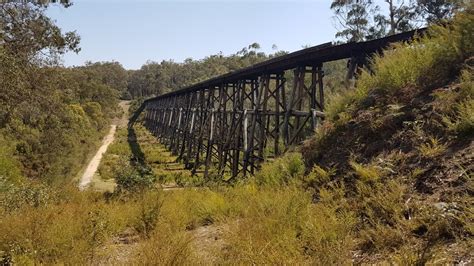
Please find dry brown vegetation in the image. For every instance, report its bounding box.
[1,6,473,265]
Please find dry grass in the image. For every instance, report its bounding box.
[2,8,473,265]
[417,137,448,158]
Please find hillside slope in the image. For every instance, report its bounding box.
[297,9,473,263]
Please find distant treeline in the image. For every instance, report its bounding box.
[126,44,287,99]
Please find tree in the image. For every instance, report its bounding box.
[331,0,374,42]
[0,1,80,63]
[82,61,129,97]
[331,0,464,43]
[382,0,417,34]
[126,43,274,99]
[416,0,461,23]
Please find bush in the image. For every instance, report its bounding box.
[304,164,334,189]
[325,8,474,122]
[254,152,305,186]
[0,136,23,189]
[219,186,311,264]
[134,190,163,238]
[417,137,448,158]
[115,165,156,193]
[0,187,118,264]
[358,8,473,95]
[133,223,196,265]
[453,99,474,136]
[350,161,382,183]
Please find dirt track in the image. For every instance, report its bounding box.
[79,125,117,190]
[78,101,129,190]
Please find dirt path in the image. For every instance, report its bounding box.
[79,101,130,190]
[79,125,117,190]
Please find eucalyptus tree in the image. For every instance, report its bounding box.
[0,0,80,64]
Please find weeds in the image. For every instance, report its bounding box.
[417,137,447,158]
[134,190,164,238]
[254,152,304,186]
[304,164,334,188]
[350,161,381,183]
[324,7,474,122]
[451,99,474,136]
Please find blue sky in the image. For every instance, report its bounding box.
[47,1,337,69]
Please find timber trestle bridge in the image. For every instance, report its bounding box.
[133,28,425,180]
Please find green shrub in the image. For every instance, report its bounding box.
[0,136,23,189]
[325,86,370,122]
[304,164,334,188]
[0,188,118,264]
[417,136,448,158]
[115,165,156,193]
[254,152,305,186]
[133,223,196,265]
[325,8,474,121]
[219,186,311,264]
[350,161,382,183]
[83,102,106,130]
[453,99,474,136]
[435,69,473,136]
[358,9,473,95]
[134,190,163,238]
[356,179,407,252]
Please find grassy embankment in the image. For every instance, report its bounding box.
[1,8,473,264]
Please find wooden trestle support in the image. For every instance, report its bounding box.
[143,66,325,179]
[137,28,426,180]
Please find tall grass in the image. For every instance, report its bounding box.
[254,152,305,186]
[325,7,474,122]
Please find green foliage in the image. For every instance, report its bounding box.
[304,164,334,188]
[217,185,355,264]
[133,225,196,265]
[0,182,53,215]
[83,102,106,129]
[115,165,156,193]
[0,137,23,189]
[434,69,474,136]
[254,153,305,186]
[331,0,375,42]
[325,7,474,123]
[361,7,472,92]
[0,42,122,183]
[0,187,119,264]
[331,0,460,42]
[127,44,286,98]
[452,99,474,135]
[128,98,145,116]
[350,161,382,183]
[134,191,164,238]
[324,86,369,122]
[0,1,80,61]
[82,61,129,96]
[446,70,474,136]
